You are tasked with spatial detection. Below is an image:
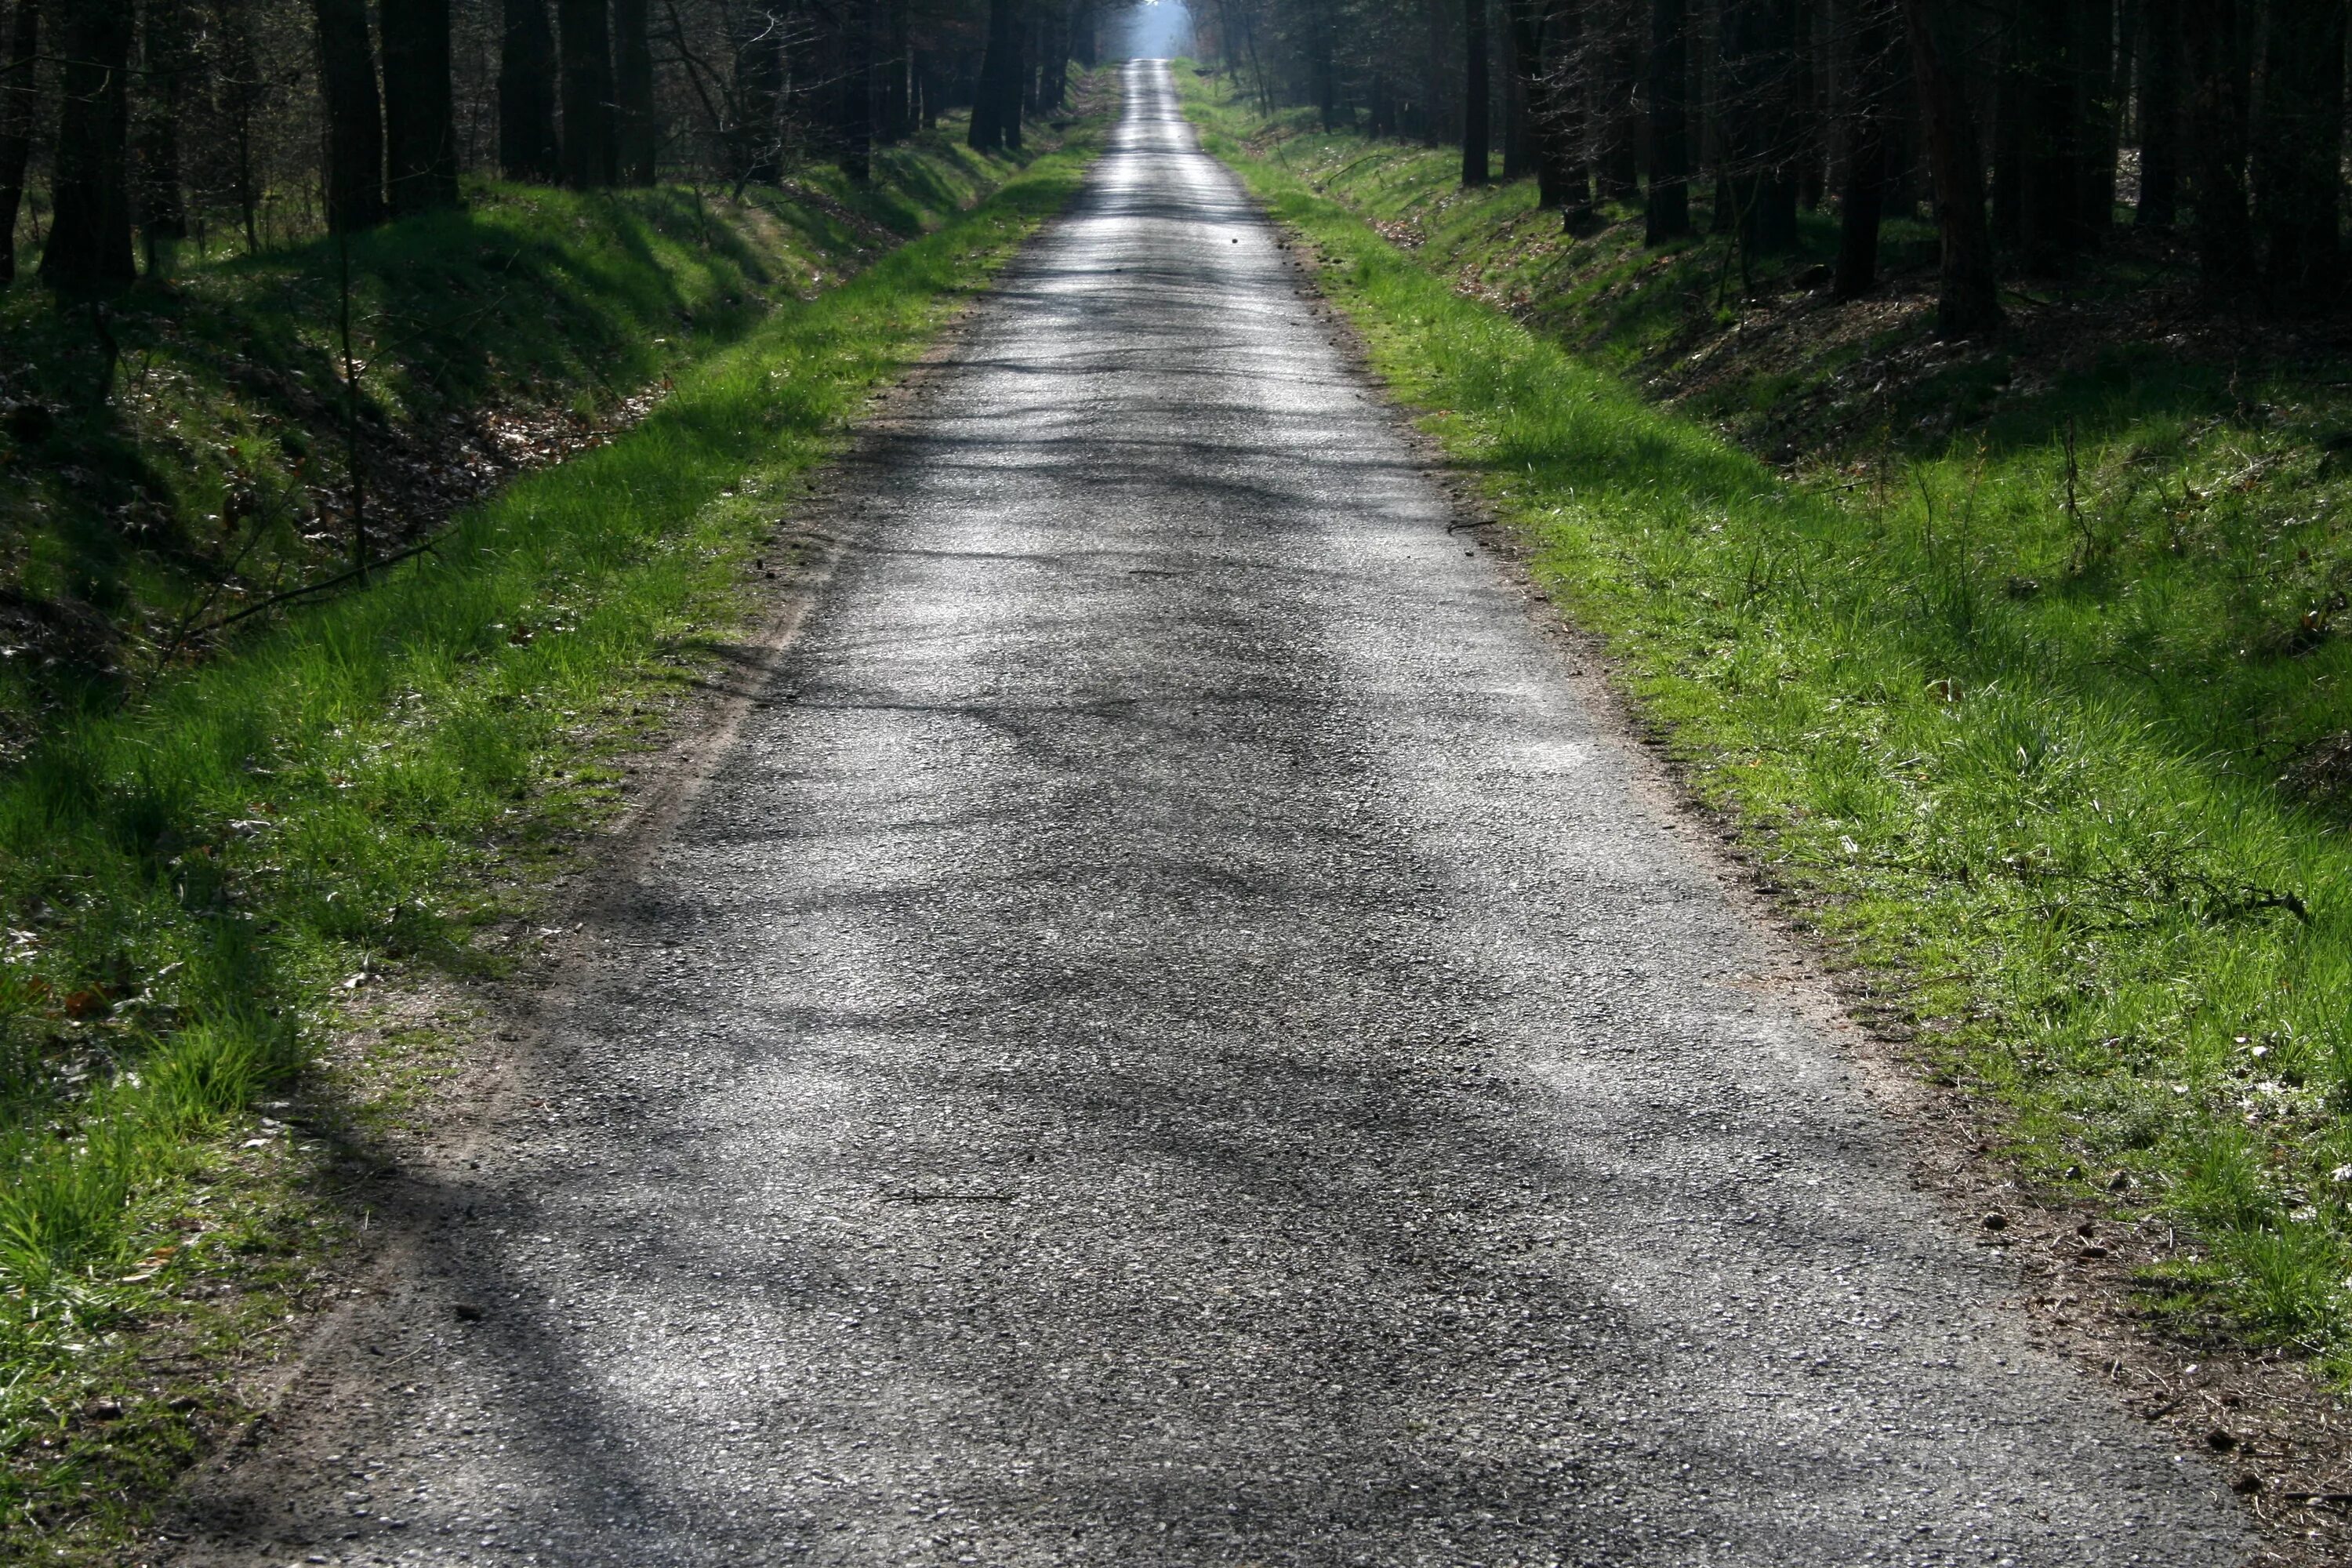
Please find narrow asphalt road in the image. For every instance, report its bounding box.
[176,60,2248,1568]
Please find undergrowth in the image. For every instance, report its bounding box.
[1182,69,2352,1375]
[0,107,1102,1559]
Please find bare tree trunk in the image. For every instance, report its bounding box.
[1834,0,1897,296]
[384,0,459,215]
[734,5,785,183]
[132,0,191,269]
[312,0,386,232]
[499,0,561,181]
[1645,0,1691,241]
[1424,0,1450,146]
[1721,0,1798,255]
[970,0,1021,150]
[43,0,139,286]
[2186,0,2251,303]
[2253,0,2345,313]
[2076,0,2119,242]
[1506,0,1585,212]
[1463,0,1490,183]
[1597,0,1641,201]
[840,0,873,180]
[615,0,656,182]
[558,0,616,187]
[2136,0,2179,226]
[1902,0,2001,336]
[0,0,40,284]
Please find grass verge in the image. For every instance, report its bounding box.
[0,132,1016,755]
[0,112,1103,1559]
[1182,71,2352,1375]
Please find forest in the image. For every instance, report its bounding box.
[9,0,1105,289]
[1180,0,2342,337]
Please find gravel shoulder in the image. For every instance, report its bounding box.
[168,60,2253,1568]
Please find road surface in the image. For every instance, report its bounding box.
[174,59,2248,1568]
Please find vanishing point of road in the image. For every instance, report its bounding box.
[176,60,2249,1568]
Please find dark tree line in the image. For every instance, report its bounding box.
[1195,0,2352,335]
[3,0,1117,292]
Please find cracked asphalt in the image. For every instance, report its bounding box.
[172,59,2251,1568]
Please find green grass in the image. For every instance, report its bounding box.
[1182,70,2352,1370]
[0,107,1104,1557]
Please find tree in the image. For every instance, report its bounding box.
[0,0,39,285]
[1595,3,1641,203]
[1461,0,1488,185]
[2012,0,2092,271]
[313,0,386,233]
[615,0,657,184]
[840,0,875,180]
[1502,0,1584,213]
[970,0,1022,151]
[2077,0,2118,241]
[384,0,460,216]
[132,0,192,268]
[2252,0,2346,314]
[1719,0,1799,256]
[731,5,786,185]
[1643,0,1690,242]
[1833,0,1898,298]
[1901,0,2000,336]
[2136,0,2180,227]
[2186,0,2252,303]
[499,0,561,182]
[42,0,139,286]
[558,0,617,187]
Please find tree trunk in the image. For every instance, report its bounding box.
[132,0,190,266]
[0,0,39,284]
[614,0,656,182]
[2015,0,2082,270]
[1990,4,2021,245]
[2136,0,2179,226]
[383,0,459,216]
[1792,0,1821,209]
[42,0,138,287]
[2077,0,2118,240]
[1597,0,1641,201]
[2186,0,2251,303]
[1721,0,1799,256]
[1496,4,1534,182]
[1834,0,1897,297]
[1463,0,1490,184]
[2253,0,2345,313]
[1512,0,1589,212]
[839,0,873,180]
[1425,0,1450,147]
[311,0,385,233]
[1901,0,2002,336]
[970,0,1020,151]
[557,0,616,187]
[1006,5,1024,148]
[499,0,561,181]
[881,0,910,141]
[734,5,785,184]
[1645,0,1690,241]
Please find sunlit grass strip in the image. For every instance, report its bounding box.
[1185,76,2352,1373]
[0,140,1096,1554]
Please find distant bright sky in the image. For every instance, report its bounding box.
[1118,0,1196,60]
